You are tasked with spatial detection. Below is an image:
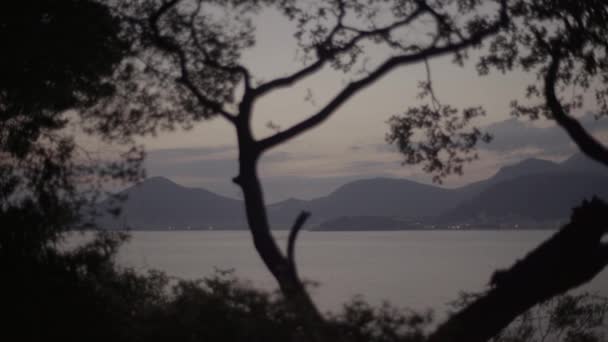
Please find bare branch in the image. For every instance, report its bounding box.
[252,5,427,98]
[417,0,466,42]
[253,59,326,98]
[148,0,237,124]
[287,211,310,270]
[186,2,252,92]
[258,1,508,151]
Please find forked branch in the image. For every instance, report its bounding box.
[258,1,508,151]
[148,0,237,123]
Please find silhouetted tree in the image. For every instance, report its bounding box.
[476,0,608,166]
[0,0,143,246]
[427,197,608,342]
[114,0,508,340]
[91,0,608,341]
[0,1,148,339]
[423,3,608,341]
[5,1,607,342]
[449,291,608,342]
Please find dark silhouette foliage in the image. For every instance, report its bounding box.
[449,291,608,342]
[1,1,608,342]
[428,198,608,342]
[128,2,509,339]
[476,0,608,167]
[0,1,144,339]
[0,0,143,241]
[0,0,128,157]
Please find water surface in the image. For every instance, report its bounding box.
[113,230,608,315]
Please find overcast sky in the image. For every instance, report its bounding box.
[137,7,607,203]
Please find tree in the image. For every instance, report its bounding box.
[0,1,148,339]
[476,0,608,166]
[71,0,607,341]
[0,0,143,247]
[449,291,608,342]
[427,197,608,342]
[411,2,608,341]
[112,0,509,340]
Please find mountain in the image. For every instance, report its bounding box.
[272,154,603,225]
[441,172,608,223]
[98,177,246,230]
[455,158,560,197]
[560,153,606,174]
[267,177,477,227]
[97,153,607,230]
[439,154,608,224]
[490,158,558,182]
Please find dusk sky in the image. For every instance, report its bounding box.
[135,7,607,202]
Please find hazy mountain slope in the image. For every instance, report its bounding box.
[267,197,311,226]
[440,171,608,223]
[98,177,246,229]
[97,153,607,229]
[270,158,573,225]
[306,178,459,220]
[454,158,560,197]
[560,153,607,174]
[267,178,466,225]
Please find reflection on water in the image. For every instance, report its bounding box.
[75,230,608,315]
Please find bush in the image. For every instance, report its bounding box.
[3,232,606,342]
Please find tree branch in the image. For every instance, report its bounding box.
[148,0,237,124]
[186,1,252,92]
[427,197,608,342]
[544,50,608,167]
[258,1,507,151]
[251,5,427,98]
[235,155,327,341]
[287,211,310,271]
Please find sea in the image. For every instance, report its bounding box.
[96,230,608,318]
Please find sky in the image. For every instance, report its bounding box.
[137,5,608,203]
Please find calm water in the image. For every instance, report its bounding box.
[110,230,608,316]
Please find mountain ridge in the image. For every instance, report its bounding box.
[97,153,607,230]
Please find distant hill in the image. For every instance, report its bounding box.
[560,153,606,174]
[97,177,246,230]
[288,178,462,222]
[455,158,559,197]
[97,153,607,230]
[272,153,606,226]
[438,154,607,224]
[440,172,608,224]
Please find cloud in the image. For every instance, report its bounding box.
[145,147,238,191]
[482,114,608,157]
[146,145,237,163]
[140,114,608,202]
[143,146,342,201]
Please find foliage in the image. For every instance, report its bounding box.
[2,1,608,342]
[478,0,608,118]
[0,0,144,241]
[5,230,606,342]
[2,230,431,342]
[450,291,608,342]
[476,0,608,167]
[120,2,510,338]
[0,1,145,337]
[387,103,490,183]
